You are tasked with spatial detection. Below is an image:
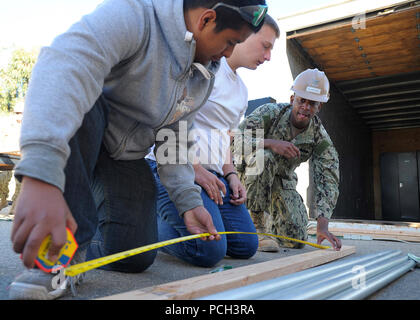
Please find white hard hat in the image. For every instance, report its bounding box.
[291,68,330,103]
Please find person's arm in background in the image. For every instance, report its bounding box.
[310,135,341,251]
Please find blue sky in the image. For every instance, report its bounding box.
[0,0,335,49]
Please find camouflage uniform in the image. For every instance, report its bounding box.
[233,103,339,248]
[0,171,13,210]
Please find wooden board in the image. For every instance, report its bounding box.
[0,152,20,171]
[99,246,356,300]
[0,164,14,171]
[290,7,420,81]
[308,221,420,242]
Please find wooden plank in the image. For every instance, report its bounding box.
[310,48,419,68]
[99,246,356,300]
[310,230,420,242]
[288,7,418,40]
[0,151,20,157]
[291,6,420,82]
[309,229,420,242]
[324,57,419,75]
[305,42,419,66]
[326,63,420,82]
[313,42,419,59]
[0,164,14,171]
[308,54,419,81]
[299,27,416,52]
[0,152,20,171]
[308,221,420,242]
[330,219,420,227]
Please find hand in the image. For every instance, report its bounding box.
[11,176,78,269]
[316,216,341,251]
[183,206,220,241]
[266,139,300,159]
[194,164,226,205]
[226,174,247,206]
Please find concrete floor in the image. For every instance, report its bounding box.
[1,219,419,300]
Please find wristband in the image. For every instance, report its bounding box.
[224,171,238,180]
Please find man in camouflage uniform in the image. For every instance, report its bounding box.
[233,68,342,252]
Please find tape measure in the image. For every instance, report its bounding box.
[33,228,78,273]
[63,231,329,277]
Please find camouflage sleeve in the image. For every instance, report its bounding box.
[309,133,340,219]
[232,103,281,170]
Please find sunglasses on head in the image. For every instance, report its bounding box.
[211,3,268,27]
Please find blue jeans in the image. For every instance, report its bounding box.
[147,159,258,268]
[63,95,157,273]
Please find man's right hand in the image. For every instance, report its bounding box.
[11,176,77,269]
[265,139,300,159]
[183,206,220,241]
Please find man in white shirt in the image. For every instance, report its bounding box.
[147,15,279,267]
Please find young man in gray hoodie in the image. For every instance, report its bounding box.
[9,0,268,299]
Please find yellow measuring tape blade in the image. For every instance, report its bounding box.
[64,232,329,277]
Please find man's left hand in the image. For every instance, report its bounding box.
[226,174,247,206]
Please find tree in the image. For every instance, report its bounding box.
[0,48,38,113]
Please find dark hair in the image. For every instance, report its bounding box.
[263,14,280,39]
[184,0,267,33]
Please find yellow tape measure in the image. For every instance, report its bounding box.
[64,232,329,277]
[35,228,78,273]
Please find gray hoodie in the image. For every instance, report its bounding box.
[15,0,218,214]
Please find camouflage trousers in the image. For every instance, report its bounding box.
[0,171,13,210]
[0,170,21,212]
[239,149,308,248]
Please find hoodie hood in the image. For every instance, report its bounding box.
[152,0,195,78]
